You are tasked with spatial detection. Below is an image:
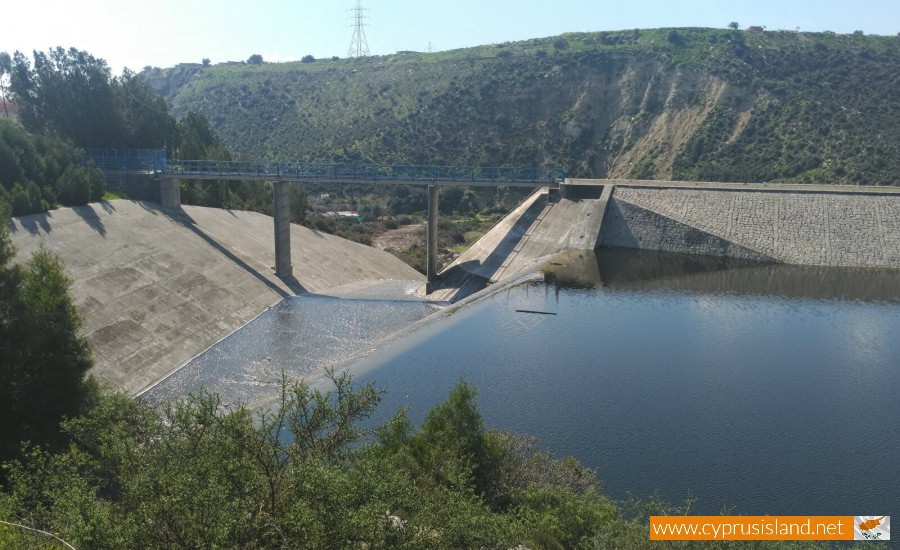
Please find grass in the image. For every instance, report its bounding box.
[102,190,128,201]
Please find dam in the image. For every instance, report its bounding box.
[8,179,900,394]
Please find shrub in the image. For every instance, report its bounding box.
[56,165,101,206]
[9,182,45,217]
[553,37,570,50]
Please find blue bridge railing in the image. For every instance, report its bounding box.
[84,149,566,185]
[85,148,167,172]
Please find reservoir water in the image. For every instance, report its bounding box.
[351,249,900,515]
[148,248,900,516]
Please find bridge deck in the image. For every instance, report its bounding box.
[161,161,561,187]
[160,172,554,187]
[86,150,564,188]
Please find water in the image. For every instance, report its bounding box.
[349,249,900,515]
[146,250,900,516]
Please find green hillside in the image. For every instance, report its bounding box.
[141,28,900,185]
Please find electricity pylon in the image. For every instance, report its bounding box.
[348,0,370,58]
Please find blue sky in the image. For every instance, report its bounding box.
[3,0,899,74]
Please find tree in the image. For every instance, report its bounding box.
[7,48,175,150]
[0,52,11,118]
[247,54,263,65]
[55,165,105,206]
[175,111,231,161]
[9,47,125,148]
[0,118,83,214]
[116,71,176,148]
[8,181,45,216]
[301,54,316,63]
[667,29,684,45]
[202,58,211,67]
[0,204,95,465]
[289,184,309,223]
[728,21,740,30]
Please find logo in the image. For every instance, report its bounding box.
[854,516,890,541]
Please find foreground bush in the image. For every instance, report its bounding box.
[0,371,849,549]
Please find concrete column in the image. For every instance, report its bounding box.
[273,180,292,278]
[160,179,181,209]
[426,185,440,288]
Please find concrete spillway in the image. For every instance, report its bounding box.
[8,200,422,395]
[430,185,611,301]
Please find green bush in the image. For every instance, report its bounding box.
[8,182,45,217]
[56,165,93,206]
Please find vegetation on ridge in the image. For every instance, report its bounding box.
[143,28,900,185]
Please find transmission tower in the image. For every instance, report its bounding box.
[348,0,370,58]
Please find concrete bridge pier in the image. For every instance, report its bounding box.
[273,180,292,278]
[160,179,181,209]
[426,184,439,291]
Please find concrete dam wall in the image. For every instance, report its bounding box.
[8,201,422,395]
[600,184,900,269]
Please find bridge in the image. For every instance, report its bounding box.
[87,149,565,289]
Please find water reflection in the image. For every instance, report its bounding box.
[547,247,900,302]
[352,249,900,515]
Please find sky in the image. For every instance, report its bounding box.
[3,0,899,74]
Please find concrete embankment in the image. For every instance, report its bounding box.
[431,180,900,301]
[8,200,422,395]
[600,183,900,269]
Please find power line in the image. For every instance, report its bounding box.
[348,0,370,58]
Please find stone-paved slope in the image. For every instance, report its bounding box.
[601,185,900,269]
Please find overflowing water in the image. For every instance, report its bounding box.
[141,280,441,408]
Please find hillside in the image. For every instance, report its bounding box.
[141,28,900,185]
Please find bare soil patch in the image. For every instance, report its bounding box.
[372,223,426,251]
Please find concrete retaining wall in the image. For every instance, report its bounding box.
[600,185,900,269]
